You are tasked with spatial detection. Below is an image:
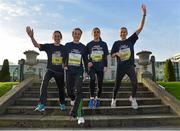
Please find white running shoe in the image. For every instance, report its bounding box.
[77,117,85,124]
[111,99,116,107]
[129,96,138,109]
[70,100,75,106]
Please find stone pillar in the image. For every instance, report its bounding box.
[150,55,156,82]
[23,50,39,79]
[136,51,152,82]
[18,59,25,82]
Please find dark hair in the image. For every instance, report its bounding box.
[99,37,102,41]
[53,30,62,39]
[92,27,101,33]
[120,27,128,34]
[120,27,128,31]
[92,27,102,41]
[72,28,83,34]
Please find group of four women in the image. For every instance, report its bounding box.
[26,4,146,125]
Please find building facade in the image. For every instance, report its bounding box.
[1,53,180,82]
[21,55,154,81]
[28,55,179,81]
[170,53,180,81]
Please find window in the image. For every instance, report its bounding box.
[111,58,115,66]
[32,68,36,72]
[111,70,115,80]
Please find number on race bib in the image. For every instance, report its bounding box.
[119,48,131,61]
[91,50,103,62]
[52,52,62,65]
[68,53,81,66]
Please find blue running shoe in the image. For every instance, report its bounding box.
[35,103,45,111]
[95,99,100,108]
[88,99,94,109]
[59,104,65,110]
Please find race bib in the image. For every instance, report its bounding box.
[52,51,62,65]
[91,50,103,62]
[68,53,81,66]
[119,48,131,61]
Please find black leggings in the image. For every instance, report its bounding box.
[66,72,83,117]
[113,65,138,99]
[39,70,65,105]
[89,68,104,98]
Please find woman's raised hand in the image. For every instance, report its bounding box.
[26,26,34,38]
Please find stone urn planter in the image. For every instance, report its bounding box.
[136,51,152,82]
[24,50,39,66]
[24,50,39,79]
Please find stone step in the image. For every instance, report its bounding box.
[28,86,149,92]
[14,98,162,106]
[0,114,179,128]
[22,91,154,98]
[7,105,170,116]
[33,82,144,87]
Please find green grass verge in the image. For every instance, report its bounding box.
[158,82,180,100]
[0,82,19,97]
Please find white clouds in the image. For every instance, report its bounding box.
[56,0,79,4]
[0,1,44,19]
[33,6,41,12]
[3,16,12,21]
[0,0,179,64]
[0,1,46,32]
[0,24,50,64]
[0,27,35,64]
[47,13,62,19]
[0,25,117,64]
[0,2,29,17]
[32,4,43,15]
[30,20,39,26]
[16,0,27,6]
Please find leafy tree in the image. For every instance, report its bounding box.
[164,59,175,81]
[0,59,11,82]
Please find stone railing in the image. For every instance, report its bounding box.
[0,77,35,115]
[136,50,180,116]
[142,78,180,116]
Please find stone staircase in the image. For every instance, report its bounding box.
[0,82,180,128]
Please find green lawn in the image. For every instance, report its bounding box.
[0,82,19,97]
[158,82,180,100]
